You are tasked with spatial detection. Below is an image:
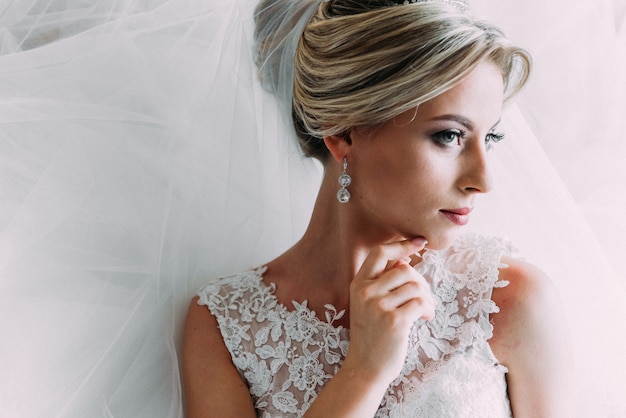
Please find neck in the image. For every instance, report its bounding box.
[267,164,401,295]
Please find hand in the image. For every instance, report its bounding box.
[345,238,435,385]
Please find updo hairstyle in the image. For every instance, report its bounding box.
[254,0,531,161]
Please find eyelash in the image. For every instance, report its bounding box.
[486,132,506,145]
[432,129,506,148]
[432,129,466,146]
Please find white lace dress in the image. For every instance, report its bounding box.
[197,235,513,417]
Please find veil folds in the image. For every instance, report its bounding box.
[1,1,320,416]
[472,2,626,414]
[1,0,625,416]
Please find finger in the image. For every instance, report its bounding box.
[388,256,412,270]
[397,295,436,322]
[358,238,428,281]
[359,263,431,301]
[377,279,433,312]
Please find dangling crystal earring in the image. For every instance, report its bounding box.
[336,157,351,204]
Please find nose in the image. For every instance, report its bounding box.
[459,142,493,194]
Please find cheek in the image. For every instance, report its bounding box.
[355,150,444,202]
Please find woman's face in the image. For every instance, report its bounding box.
[347,61,505,249]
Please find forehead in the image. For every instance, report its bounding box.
[414,62,504,124]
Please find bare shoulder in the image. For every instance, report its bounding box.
[493,256,558,320]
[490,255,561,361]
[490,256,575,417]
[182,296,256,417]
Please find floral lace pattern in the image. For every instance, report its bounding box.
[197,234,513,417]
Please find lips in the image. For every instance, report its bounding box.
[439,207,473,226]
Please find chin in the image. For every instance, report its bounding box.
[423,229,462,251]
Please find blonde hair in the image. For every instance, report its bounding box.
[256,0,531,160]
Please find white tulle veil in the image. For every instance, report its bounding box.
[1,0,625,417]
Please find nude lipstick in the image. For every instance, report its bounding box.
[439,207,472,226]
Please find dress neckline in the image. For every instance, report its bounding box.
[251,266,351,335]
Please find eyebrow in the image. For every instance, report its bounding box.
[490,118,502,131]
[429,114,502,131]
[429,114,474,130]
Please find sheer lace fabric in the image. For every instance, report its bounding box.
[198,234,512,417]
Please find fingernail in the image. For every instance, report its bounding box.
[411,237,428,247]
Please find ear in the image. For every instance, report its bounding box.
[323,131,352,164]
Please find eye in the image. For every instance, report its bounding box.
[432,129,466,147]
[485,132,505,150]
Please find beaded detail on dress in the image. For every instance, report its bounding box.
[197,234,513,417]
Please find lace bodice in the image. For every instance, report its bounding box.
[197,234,513,417]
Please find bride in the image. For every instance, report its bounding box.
[0,0,624,416]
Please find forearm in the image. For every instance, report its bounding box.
[303,359,389,418]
